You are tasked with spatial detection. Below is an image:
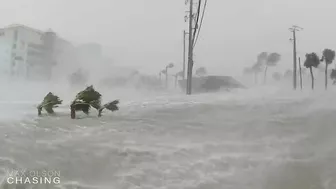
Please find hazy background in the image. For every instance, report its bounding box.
[1,0,336,75]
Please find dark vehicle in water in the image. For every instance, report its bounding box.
[178,75,246,93]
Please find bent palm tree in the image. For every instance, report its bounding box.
[251,62,263,84]
[70,85,119,119]
[304,53,320,90]
[331,69,336,85]
[174,71,184,87]
[257,52,268,64]
[264,53,281,84]
[321,49,335,90]
[37,92,62,116]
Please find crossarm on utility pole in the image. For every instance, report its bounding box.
[289,25,303,90]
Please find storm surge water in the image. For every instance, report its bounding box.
[0,78,336,189]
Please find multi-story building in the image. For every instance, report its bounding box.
[0,24,73,79]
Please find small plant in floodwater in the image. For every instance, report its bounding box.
[70,85,119,119]
[37,92,62,116]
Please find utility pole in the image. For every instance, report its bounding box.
[183,30,188,80]
[186,0,194,95]
[289,25,303,90]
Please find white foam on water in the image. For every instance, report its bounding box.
[0,76,336,189]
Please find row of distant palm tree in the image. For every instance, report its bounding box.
[159,65,207,87]
[303,49,335,90]
[244,49,336,90]
[172,67,207,87]
[243,52,282,84]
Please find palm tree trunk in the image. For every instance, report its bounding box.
[299,62,302,90]
[37,107,42,116]
[325,63,328,90]
[264,66,268,84]
[310,67,314,90]
[71,107,76,119]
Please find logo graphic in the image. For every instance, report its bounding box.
[3,168,61,185]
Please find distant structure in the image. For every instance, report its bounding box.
[0,24,73,79]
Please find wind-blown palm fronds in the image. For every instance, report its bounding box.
[98,100,119,117]
[70,85,119,118]
[37,92,62,115]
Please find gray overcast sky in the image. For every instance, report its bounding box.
[1,0,336,75]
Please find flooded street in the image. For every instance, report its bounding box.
[0,82,335,189]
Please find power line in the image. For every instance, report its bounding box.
[193,0,208,48]
[186,0,194,95]
[192,0,202,44]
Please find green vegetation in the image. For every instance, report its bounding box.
[304,52,320,90]
[70,85,119,119]
[37,92,62,116]
[321,49,335,89]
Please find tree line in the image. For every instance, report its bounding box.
[243,52,281,84]
[244,49,336,90]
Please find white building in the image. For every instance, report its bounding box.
[0,24,73,79]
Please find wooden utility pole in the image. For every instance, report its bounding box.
[299,57,303,90]
[289,25,303,90]
[183,30,188,80]
[186,0,194,95]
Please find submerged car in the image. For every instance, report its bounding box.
[178,75,246,93]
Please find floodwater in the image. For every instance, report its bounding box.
[0,78,335,189]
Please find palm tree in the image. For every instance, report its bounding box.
[304,53,320,90]
[257,52,268,64]
[160,69,166,82]
[174,71,184,87]
[331,69,336,85]
[165,63,174,87]
[245,52,267,84]
[264,53,281,84]
[251,62,263,84]
[321,49,335,90]
[37,92,62,116]
[70,85,119,119]
[195,67,207,77]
